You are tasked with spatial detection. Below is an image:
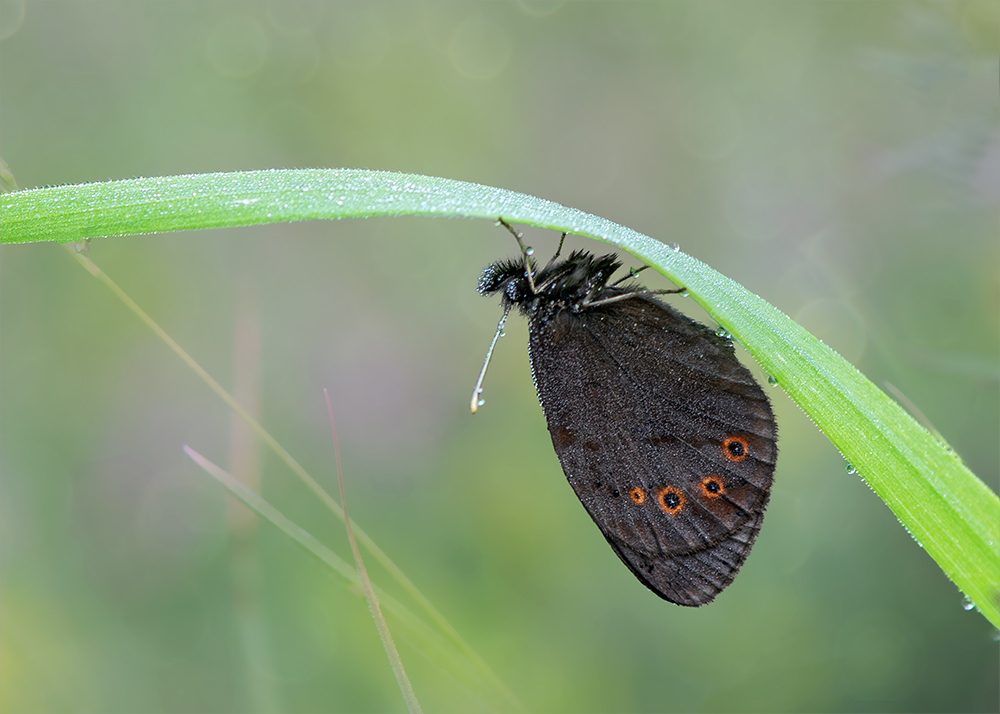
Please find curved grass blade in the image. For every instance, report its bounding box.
[0,171,991,625]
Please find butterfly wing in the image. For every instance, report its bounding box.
[527,296,778,606]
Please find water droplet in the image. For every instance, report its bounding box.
[715,327,732,340]
[525,247,534,256]
[681,290,690,298]
[477,399,485,407]
[845,463,857,475]
[962,596,976,611]
[499,330,505,337]
[667,241,680,252]
[767,375,779,386]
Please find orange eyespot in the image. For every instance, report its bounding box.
[700,476,725,499]
[657,485,685,515]
[723,435,748,462]
[628,487,646,505]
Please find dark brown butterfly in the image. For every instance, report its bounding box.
[472,220,778,606]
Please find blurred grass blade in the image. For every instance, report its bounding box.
[183,445,515,711]
[3,170,991,627]
[184,445,362,586]
[64,244,522,711]
[324,390,422,714]
[0,156,17,193]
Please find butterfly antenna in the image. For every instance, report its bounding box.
[470,306,512,414]
[587,286,687,308]
[545,232,567,269]
[497,217,538,294]
[610,264,650,287]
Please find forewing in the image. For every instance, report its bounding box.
[528,296,777,606]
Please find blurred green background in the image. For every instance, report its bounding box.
[2,2,998,712]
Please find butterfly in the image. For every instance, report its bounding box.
[472,220,778,605]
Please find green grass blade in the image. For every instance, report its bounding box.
[5,169,995,626]
[2,168,664,244]
[63,244,523,710]
[325,391,422,714]
[652,252,1000,628]
[183,445,513,711]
